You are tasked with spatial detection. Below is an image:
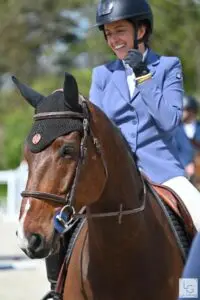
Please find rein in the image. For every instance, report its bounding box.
[21,98,146,224]
[68,176,146,225]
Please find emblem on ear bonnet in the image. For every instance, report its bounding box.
[32,134,42,145]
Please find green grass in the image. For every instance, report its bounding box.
[0,184,7,203]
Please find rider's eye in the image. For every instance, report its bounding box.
[59,144,75,158]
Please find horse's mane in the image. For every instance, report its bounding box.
[80,94,138,172]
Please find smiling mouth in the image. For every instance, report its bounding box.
[114,44,125,50]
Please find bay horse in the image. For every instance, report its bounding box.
[13,73,185,300]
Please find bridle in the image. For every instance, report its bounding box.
[21,97,146,226]
[21,98,101,206]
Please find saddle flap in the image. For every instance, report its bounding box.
[152,183,196,239]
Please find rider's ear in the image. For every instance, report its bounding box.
[11,76,44,108]
[63,72,82,113]
[74,138,107,209]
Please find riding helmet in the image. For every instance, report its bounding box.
[183,95,199,113]
[95,0,153,34]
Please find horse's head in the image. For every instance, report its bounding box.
[14,73,107,258]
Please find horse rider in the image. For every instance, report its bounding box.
[174,95,200,180]
[182,95,200,152]
[173,125,195,179]
[173,97,196,179]
[89,0,200,232]
[182,95,200,144]
[43,0,200,298]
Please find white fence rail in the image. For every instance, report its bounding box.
[0,161,28,220]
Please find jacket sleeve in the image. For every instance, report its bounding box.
[137,58,183,132]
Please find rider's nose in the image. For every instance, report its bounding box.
[28,233,44,253]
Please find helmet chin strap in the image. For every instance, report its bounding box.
[134,23,139,50]
[133,22,146,50]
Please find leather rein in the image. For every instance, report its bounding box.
[21,98,146,224]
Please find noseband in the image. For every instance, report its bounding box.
[21,97,146,225]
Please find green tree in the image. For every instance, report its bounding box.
[0,100,33,169]
[150,0,200,92]
[0,0,91,81]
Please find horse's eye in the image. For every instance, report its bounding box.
[59,144,75,158]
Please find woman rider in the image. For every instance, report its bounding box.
[89,0,200,230]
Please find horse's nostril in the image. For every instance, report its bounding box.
[29,234,43,251]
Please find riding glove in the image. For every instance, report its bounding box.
[124,49,150,78]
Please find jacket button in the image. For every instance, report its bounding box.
[132,119,137,125]
[131,132,136,138]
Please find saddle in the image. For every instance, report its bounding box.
[146,179,196,240]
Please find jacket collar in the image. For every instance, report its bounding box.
[146,49,160,67]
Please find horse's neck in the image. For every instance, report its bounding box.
[89,103,143,213]
[86,162,144,276]
[87,104,144,245]
[87,158,142,215]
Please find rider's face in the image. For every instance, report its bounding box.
[104,20,145,60]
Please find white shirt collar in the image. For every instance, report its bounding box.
[143,48,148,62]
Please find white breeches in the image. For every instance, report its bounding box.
[163,176,200,231]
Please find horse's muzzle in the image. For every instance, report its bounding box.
[25,233,50,259]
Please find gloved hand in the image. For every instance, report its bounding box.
[124,49,150,78]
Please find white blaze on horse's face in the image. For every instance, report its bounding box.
[17,200,31,250]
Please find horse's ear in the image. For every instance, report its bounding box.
[12,76,44,108]
[63,72,82,112]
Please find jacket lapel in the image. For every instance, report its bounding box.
[111,60,130,102]
[112,69,140,103]
[146,49,160,77]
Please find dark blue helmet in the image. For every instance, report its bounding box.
[183,95,199,113]
[95,0,153,33]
